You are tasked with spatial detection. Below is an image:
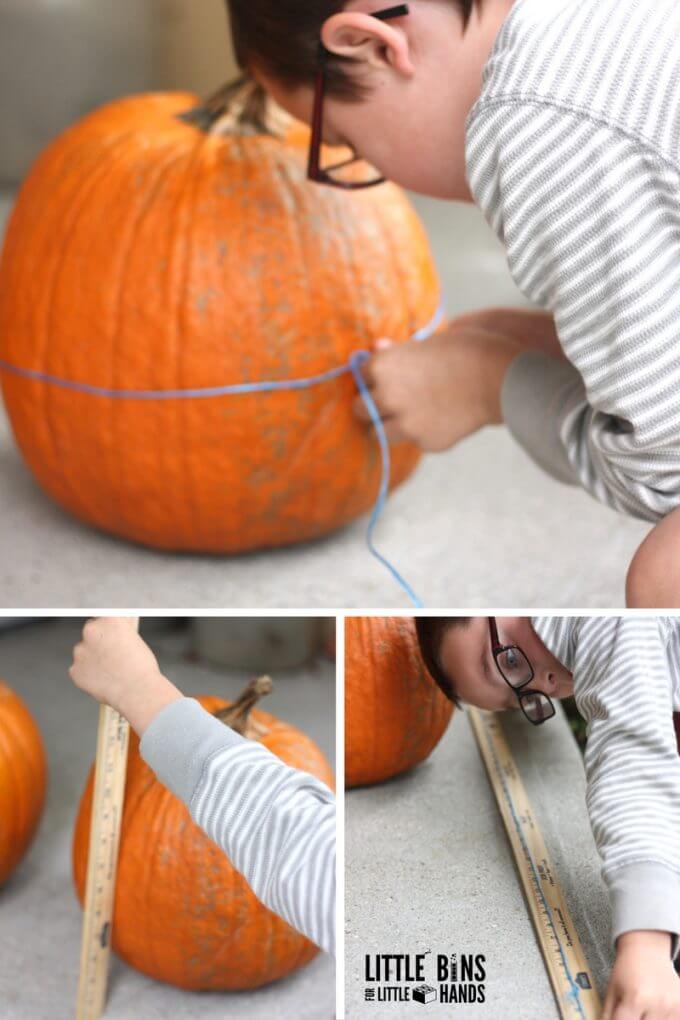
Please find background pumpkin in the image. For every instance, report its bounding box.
[345,616,455,788]
[72,679,335,990]
[0,681,47,885]
[0,78,441,553]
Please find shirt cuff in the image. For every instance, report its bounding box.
[501,350,583,486]
[608,861,680,961]
[139,696,246,806]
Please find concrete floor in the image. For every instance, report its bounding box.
[0,619,336,1020]
[345,703,613,1019]
[0,190,648,609]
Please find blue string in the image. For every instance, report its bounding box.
[349,352,425,609]
[0,297,445,606]
[0,355,354,400]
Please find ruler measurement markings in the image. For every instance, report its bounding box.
[473,711,590,1018]
[468,708,600,1020]
[76,619,137,1020]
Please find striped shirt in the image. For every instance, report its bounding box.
[532,616,680,958]
[467,0,680,521]
[139,697,336,956]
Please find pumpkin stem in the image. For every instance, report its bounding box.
[216,675,273,738]
[176,74,292,139]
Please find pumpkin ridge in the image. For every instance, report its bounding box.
[175,137,212,544]
[39,144,134,512]
[108,148,195,535]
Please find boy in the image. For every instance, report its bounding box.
[227,0,680,607]
[68,618,336,957]
[416,615,680,1020]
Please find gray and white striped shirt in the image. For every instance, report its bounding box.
[467,0,680,520]
[139,696,336,957]
[532,616,680,959]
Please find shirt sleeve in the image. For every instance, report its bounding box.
[139,696,336,957]
[469,101,680,522]
[500,352,582,486]
[570,617,680,960]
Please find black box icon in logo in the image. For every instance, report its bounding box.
[575,972,592,990]
[413,984,437,1005]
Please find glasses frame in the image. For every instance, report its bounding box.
[488,617,556,726]
[307,4,410,188]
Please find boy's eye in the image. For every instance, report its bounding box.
[505,649,518,669]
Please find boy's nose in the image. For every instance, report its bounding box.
[537,670,557,694]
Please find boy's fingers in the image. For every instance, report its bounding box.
[611,1004,639,1020]
[600,998,613,1020]
[353,395,372,423]
[353,393,401,428]
[354,394,389,422]
[383,420,411,445]
[374,337,394,351]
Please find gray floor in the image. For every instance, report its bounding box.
[0,619,336,1020]
[0,191,648,609]
[345,703,613,1019]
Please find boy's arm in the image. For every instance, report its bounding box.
[456,309,582,485]
[352,311,575,460]
[139,697,336,957]
[570,617,680,962]
[468,102,680,522]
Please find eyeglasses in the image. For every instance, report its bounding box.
[307,4,410,188]
[488,618,556,726]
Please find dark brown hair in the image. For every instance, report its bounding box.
[415,617,471,709]
[226,2,477,100]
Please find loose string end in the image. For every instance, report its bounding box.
[350,352,425,610]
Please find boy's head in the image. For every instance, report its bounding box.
[416,617,574,711]
[226,1,514,200]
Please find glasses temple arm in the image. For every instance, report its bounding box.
[373,4,410,21]
[488,616,502,653]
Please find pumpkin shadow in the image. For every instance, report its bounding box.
[347,757,437,796]
[0,854,41,897]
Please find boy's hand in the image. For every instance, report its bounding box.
[354,326,523,452]
[69,618,183,736]
[603,931,680,1019]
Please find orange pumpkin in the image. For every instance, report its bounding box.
[72,678,335,990]
[0,79,440,552]
[345,617,454,788]
[0,681,47,885]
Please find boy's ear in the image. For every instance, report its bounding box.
[321,13,415,76]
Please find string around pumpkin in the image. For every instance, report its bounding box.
[0,297,446,607]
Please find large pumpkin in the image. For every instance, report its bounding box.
[72,678,334,990]
[345,617,454,788]
[0,79,440,552]
[0,681,47,885]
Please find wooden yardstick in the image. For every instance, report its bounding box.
[76,618,137,1020]
[468,707,602,1020]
